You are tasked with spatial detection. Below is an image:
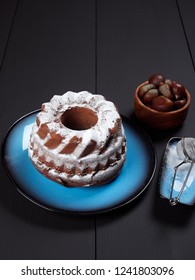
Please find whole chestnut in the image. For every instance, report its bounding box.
[159,84,174,100]
[175,99,187,109]
[171,82,185,100]
[151,96,175,112]
[148,74,165,86]
[142,89,159,104]
[138,83,155,98]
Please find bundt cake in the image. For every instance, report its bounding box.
[28,91,126,187]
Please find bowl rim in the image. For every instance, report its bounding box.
[135,81,191,115]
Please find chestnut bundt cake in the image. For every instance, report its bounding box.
[28,91,126,186]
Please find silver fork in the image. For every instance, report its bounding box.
[169,137,195,206]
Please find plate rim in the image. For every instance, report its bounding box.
[1,110,157,215]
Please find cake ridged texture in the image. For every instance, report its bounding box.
[28,91,126,186]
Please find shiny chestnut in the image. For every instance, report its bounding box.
[151,96,174,112]
[134,79,191,130]
[148,74,165,86]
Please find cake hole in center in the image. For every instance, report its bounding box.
[61,107,98,130]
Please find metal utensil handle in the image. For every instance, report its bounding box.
[169,161,194,206]
[169,160,186,203]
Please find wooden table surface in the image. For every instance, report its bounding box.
[1,0,195,260]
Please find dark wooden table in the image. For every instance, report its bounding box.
[1,0,195,260]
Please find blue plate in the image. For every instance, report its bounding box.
[2,110,156,214]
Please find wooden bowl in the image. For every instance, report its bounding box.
[134,82,191,130]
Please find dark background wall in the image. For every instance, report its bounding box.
[0,0,195,259]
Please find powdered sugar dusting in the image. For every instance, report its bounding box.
[165,140,195,192]
[28,91,126,186]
